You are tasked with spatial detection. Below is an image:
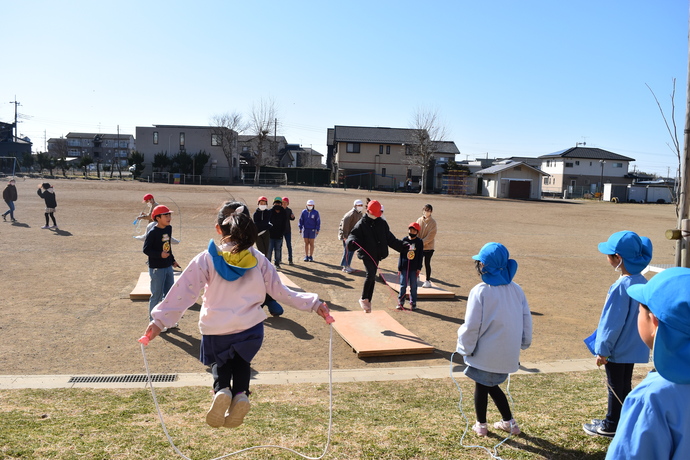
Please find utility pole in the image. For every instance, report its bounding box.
[8,97,20,141]
[675,7,690,267]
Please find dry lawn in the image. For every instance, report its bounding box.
[0,177,677,378]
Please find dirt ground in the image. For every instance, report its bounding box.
[0,177,678,378]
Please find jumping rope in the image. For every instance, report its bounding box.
[138,320,335,460]
[449,352,515,460]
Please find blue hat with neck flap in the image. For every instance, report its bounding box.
[598,230,653,275]
[472,242,518,286]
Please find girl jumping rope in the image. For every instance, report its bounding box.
[142,201,332,429]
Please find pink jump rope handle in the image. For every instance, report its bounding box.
[138,333,151,345]
[325,315,335,325]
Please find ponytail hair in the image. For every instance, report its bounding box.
[217,201,257,253]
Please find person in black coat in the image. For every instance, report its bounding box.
[268,197,287,268]
[37,182,58,229]
[253,196,271,255]
[2,179,17,222]
[346,200,405,313]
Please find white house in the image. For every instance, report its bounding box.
[475,162,548,199]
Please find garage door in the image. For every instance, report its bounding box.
[508,180,530,199]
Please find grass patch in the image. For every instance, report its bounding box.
[0,369,643,459]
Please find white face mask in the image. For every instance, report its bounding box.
[258,204,267,211]
[307,206,314,211]
[355,205,364,212]
[423,211,430,218]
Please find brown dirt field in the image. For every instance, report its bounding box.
[0,178,677,377]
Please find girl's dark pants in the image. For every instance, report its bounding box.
[212,354,252,396]
[474,382,512,424]
[361,257,378,301]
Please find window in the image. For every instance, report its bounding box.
[346,143,360,153]
[179,133,185,147]
[381,167,386,177]
[379,145,383,154]
[153,132,158,145]
[545,160,551,167]
[575,161,580,166]
[212,134,221,146]
[612,162,623,168]
[386,145,390,154]
[242,146,249,152]
[565,162,574,168]
[543,177,549,185]
[590,162,593,166]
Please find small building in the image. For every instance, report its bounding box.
[48,132,135,168]
[475,162,548,200]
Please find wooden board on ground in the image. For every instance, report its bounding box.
[278,272,303,292]
[380,272,455,299]
[129,271,181,300]
[330,310,435,358]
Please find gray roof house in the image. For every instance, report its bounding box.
[475,161,548,200]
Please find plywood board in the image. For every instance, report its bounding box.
[278,272,303,292]
[129,271,181,300]
[380,272,455,299]
[330,310,435,358]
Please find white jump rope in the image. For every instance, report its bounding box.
[139,323,334,460]
[449,353,516,460]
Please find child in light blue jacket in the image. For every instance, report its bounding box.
[583,231,652,438]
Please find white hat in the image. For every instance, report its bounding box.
[306,200,315,206]
[354,199,363,206]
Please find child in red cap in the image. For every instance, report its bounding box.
[394,222,425,310]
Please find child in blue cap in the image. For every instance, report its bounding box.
[456,242,533,436]
[605,267,690,459]
[583,231,653,438]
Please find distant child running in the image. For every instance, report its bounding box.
[298,199,320,262]
[394,222,424,311]
[2,179,17,222]
[143,205,181,321]
[346,200,402,313]
[416,203,437,288]
[606,267,690,459]
[142,201,332,429]
[456,242,532,437]
[583,231,653,438]
[37,182,58,229]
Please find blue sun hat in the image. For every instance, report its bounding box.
[627,267,690,384]
[597,230,653,275]
[472,242,518,286]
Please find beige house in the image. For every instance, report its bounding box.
[329,125,459,191]
[475,162,548,199]
[539,147,634,196]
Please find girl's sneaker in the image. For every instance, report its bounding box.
[206,388,232,428]
[494,418,520,435]
[473,421,488,436]
[359,298,371,313]
[224,392,251,428]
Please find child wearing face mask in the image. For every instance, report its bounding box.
[583,231,653,439]
[298,199,320,262]
[346,200,404,313]
[253,196,271,256]
[394,222,425,310]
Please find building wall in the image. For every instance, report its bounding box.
[541,158,630,193]
[482,167,544,199]
[136,126,238,180]
[335,141,419,188]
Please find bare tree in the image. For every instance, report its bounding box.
[407,107,447,194]
[210,112,245,184]
[647,80,681,216]
[248,98,278,185]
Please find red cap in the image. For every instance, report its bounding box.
[258,196,268,203]
[143,193,154,202]
[367,200,382,218]
[152,205,172,219]
[409,222,421,232]
[282,197,289,204]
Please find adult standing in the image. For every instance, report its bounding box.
[37,182,58,229]
[347,200,404,313]
[298,199,320,262]
[338,199,364,273]
[281,197,295,265]
[267,197,287,268]
[253,196,271,256]
[2,179,17,222]
[417,203,438,288]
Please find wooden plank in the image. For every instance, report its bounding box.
[330,310,434,358]
[278,272,303,292]
[129,271,181,300]
[380,272,455,299]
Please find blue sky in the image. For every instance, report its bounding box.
[2,1,687,176]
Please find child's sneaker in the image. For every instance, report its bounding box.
[395,303,404,310]
[494,418,520,435]
[473,421,488,436]
[359,298,371,313]
[224,392,251,428]
[410,302,417,310]
[41,225,50,229]
[206,388,232,428]
[422,280,432,288]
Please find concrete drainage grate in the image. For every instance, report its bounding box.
[68,374,178,384]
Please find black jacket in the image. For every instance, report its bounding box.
[3,184,17,202]
[396,236,424,272]
[347,215,404,262]
[253,208,271,234]
[143,225,176,268]
[37,188,57,208]
[269,205,287,239]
